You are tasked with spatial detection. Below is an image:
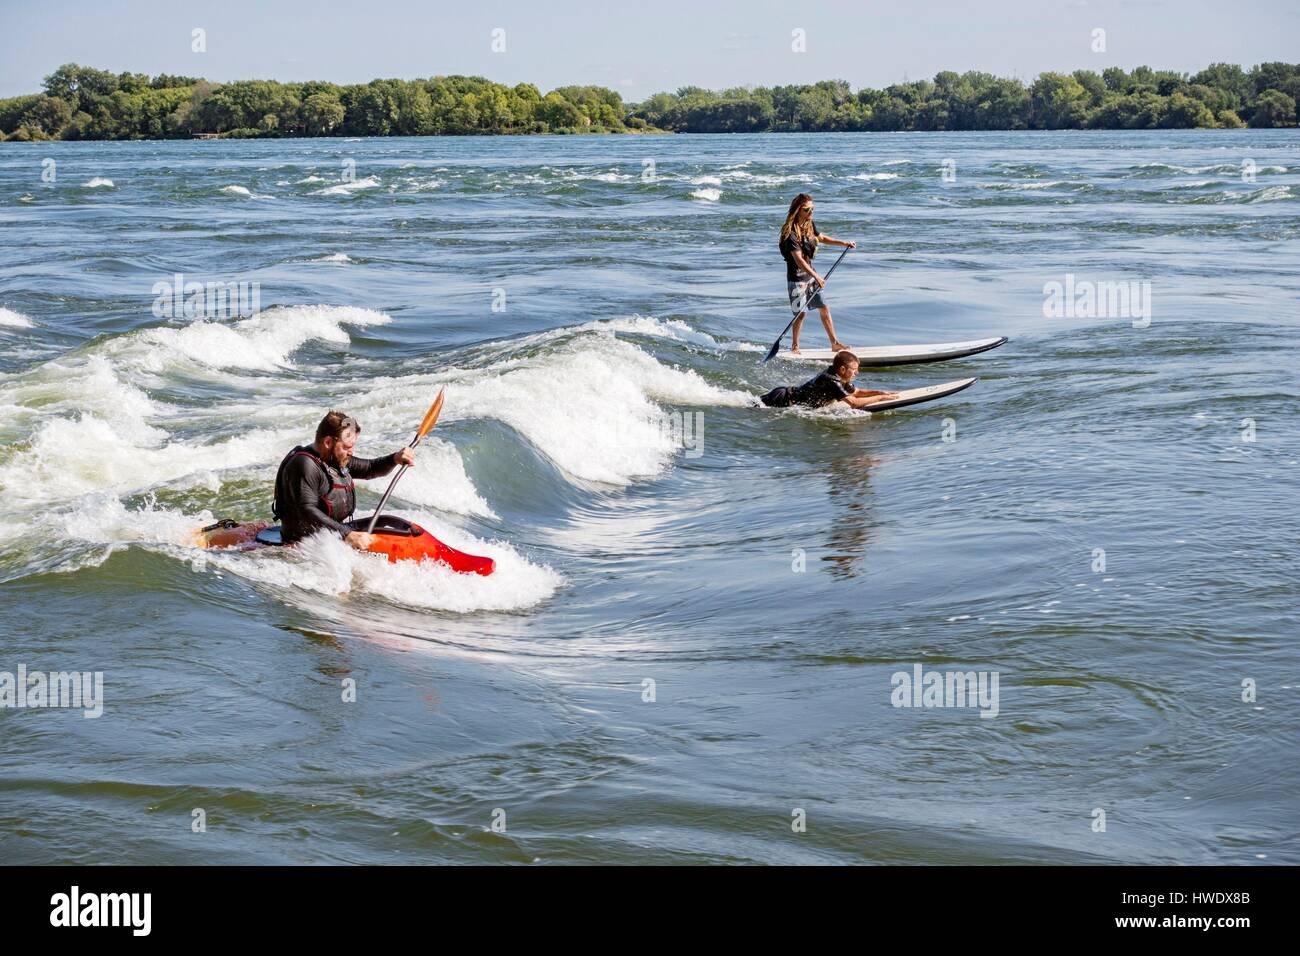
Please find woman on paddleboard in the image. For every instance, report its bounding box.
[780,193,856,354]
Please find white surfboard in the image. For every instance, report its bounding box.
[856,377,977,412]
[776,336,1007,365]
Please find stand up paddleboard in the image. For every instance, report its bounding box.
[856,377,977,412]
[776,336,1007,365]
[194,514,495,575]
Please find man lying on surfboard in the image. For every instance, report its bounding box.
[273,410,415,550]
[760,351,900,410]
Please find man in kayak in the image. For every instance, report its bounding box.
[760,351,900,410]
[273,411,415,550]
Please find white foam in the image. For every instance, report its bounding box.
[203,518,561,614]
[220,185,253,197]
[60,494,217,547]
[547,167,631,184]
[378,437,494,518]
[446,334,750,485]
[0,306,396,509]
[482,313,764,359]
[82,177,114,188]
[0,308,33,328]
[721,170,808,186]
[788,402,860,421]
[690,188,721,202]
[1247,185,1293,203]
[138,304,391,372]
[692,175,722,186]
[0,354,159,443]
[313,176,381,196]
[851,172,899,181]
[0,414,287,504]
[309,252,355,263]
[599,314,764,353]
[43,494,555,614]
[980,181,1063,190]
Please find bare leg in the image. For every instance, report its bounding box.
[790,311,807,353]
[819,306,848,352]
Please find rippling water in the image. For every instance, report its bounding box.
[1,131,1297,864]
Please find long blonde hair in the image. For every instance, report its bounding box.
[779,193,815,247]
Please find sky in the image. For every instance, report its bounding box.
[2,0,1297,100]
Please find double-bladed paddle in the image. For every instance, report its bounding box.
[762,245,853,362]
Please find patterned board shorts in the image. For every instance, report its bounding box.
[787,279,828,313]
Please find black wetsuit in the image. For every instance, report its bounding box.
[272,445,399,543]
[760,367,854,409]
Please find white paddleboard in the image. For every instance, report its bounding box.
[776,336,1007,365]
[856,377,977,412]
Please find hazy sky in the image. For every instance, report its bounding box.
[2,0,1297,100]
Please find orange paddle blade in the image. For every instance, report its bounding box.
[415,387,445,441]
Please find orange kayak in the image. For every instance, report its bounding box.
[194,515,495,576]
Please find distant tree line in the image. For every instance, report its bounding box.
[1,62,1296,141]
[0,65,636,141]
[632,64,1300,132]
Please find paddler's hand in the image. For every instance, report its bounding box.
[345,531,376,551]
[811,274,826,288]
[845,241,857,249]
[394,447,415,467]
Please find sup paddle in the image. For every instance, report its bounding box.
[762,245,853,362]
[364,387,445,534]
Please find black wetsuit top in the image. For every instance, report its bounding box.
[779,219,818,281]
[273,445,398,543]
[760,367,854,408]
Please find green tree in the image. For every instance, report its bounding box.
[1161,92,1215,128]
[20,95,72,135]
[1029,72,1090,128]
[1249,89,1297,127]
[1102,67,1129,92]
[0,94,42,134]
[1071,70,1107,105]
[539,91,582,129]
[1190,63,1252,111]
[974,77,1030,129]
[302,91,345,135]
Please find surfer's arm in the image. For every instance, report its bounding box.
[843,390,899,409]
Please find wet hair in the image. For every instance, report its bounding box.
[831,351,859,373]
[316,410,360,443]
